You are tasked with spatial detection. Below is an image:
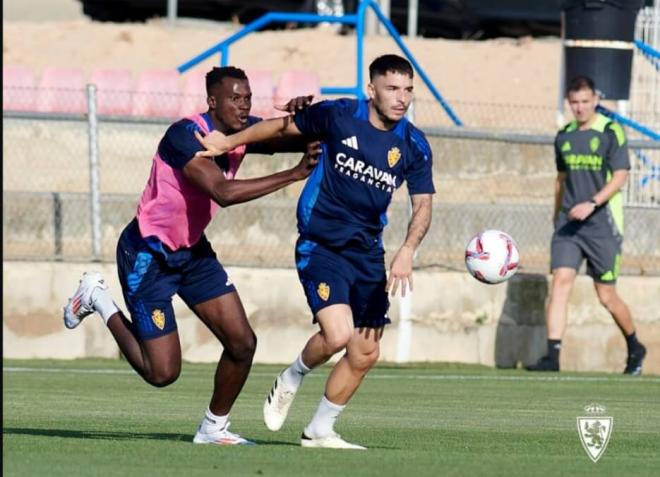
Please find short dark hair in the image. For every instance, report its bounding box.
[205,66,248,95]
[369,54,414,81]
[566,75,596,96]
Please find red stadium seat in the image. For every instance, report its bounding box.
[89,68,134,116]
[245,69,279,119]
[274,71,321,110]
[37,67,87,114]
[178,70,208,117]
[3,65,38,111]
[132,69,182,119]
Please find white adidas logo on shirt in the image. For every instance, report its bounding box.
[341,136,359,150]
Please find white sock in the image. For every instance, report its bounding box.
[91,287,120,325]
[281,354,311,389]
[304,395,345,439]
[200,408,228,432]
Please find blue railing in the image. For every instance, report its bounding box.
[633,148,660,188]
[591,39,660,142]
[177,0,462,126]
[597,106,660,142]
[634,39,660,71]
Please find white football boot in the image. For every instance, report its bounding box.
[63,272,106,329]
[263,372,299,431]
[300,431,366,450]
[193,422,255,446]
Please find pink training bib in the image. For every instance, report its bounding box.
[137,113,247,250]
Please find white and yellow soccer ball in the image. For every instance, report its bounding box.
[464,230,520,284]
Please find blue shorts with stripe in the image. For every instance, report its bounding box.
[295,237,391,329]
[116,218,235,340]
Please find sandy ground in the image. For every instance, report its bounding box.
[3,0,562,108]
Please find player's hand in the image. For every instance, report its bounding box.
[568,201,596,221]
[194,130,231,158]
[293,141,322,180]
[386,245,415,297]
[275,95,314,114]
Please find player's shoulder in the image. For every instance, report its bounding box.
[588,113,626,145]
[602,116,626,146]
[316,97,359,114]
[404,121,432,158]
[165,116,203,139]
[558,119,578,135]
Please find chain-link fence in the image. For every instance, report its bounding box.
[3,88,660,275]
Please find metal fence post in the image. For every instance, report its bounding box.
[167,0,178,27]
[407,0,418,38]
[53,192,63,261]
[556,11,566,127]
[378,0,391,36]
[87,84,102,261]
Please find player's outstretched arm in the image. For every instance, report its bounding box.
[255,94,315,154]
[195,115,304,157]
[183,141,321,207]
[386,194,432,297]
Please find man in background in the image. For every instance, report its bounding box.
[526,75,646,375]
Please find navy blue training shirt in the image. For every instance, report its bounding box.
[158,113,269,171]
[293,98,435,250]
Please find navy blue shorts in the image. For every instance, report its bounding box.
[116,219,236,340]
[295,238,391,329]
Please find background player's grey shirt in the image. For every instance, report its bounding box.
[554,113,629,233]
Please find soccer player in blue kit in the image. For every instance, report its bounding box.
[195,55,434,449]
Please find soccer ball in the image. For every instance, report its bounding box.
[465,230,520,284]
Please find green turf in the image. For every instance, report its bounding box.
[4,359,659,476]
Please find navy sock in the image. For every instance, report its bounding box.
[625,332,640,352]
[547,339,561,361]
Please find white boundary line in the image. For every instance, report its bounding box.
[4,367,660,383]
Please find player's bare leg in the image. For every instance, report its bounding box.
[192,292,256,415]
[594,283,634,335]
[263,305,353,432]
[322,326,382,405]
[302,305,355,368]
[108,316,182,387]
[192,291,257,445]
[64,272,182,386]
[300,325,382,449]
[594,282,646,375]
[546,267,577,339]
[526,267,576,371]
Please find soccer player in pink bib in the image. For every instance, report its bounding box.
[63,66,320,445]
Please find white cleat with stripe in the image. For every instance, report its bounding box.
[263,372,299,431]
[63,272,106,329]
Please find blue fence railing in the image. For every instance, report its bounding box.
[177,0,462,126]
[597,106,660,142]
[635,39,660,71]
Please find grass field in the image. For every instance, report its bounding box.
[3,359,659,476]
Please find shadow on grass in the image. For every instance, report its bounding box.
[4,427,192,442]
[3,427,295,446]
